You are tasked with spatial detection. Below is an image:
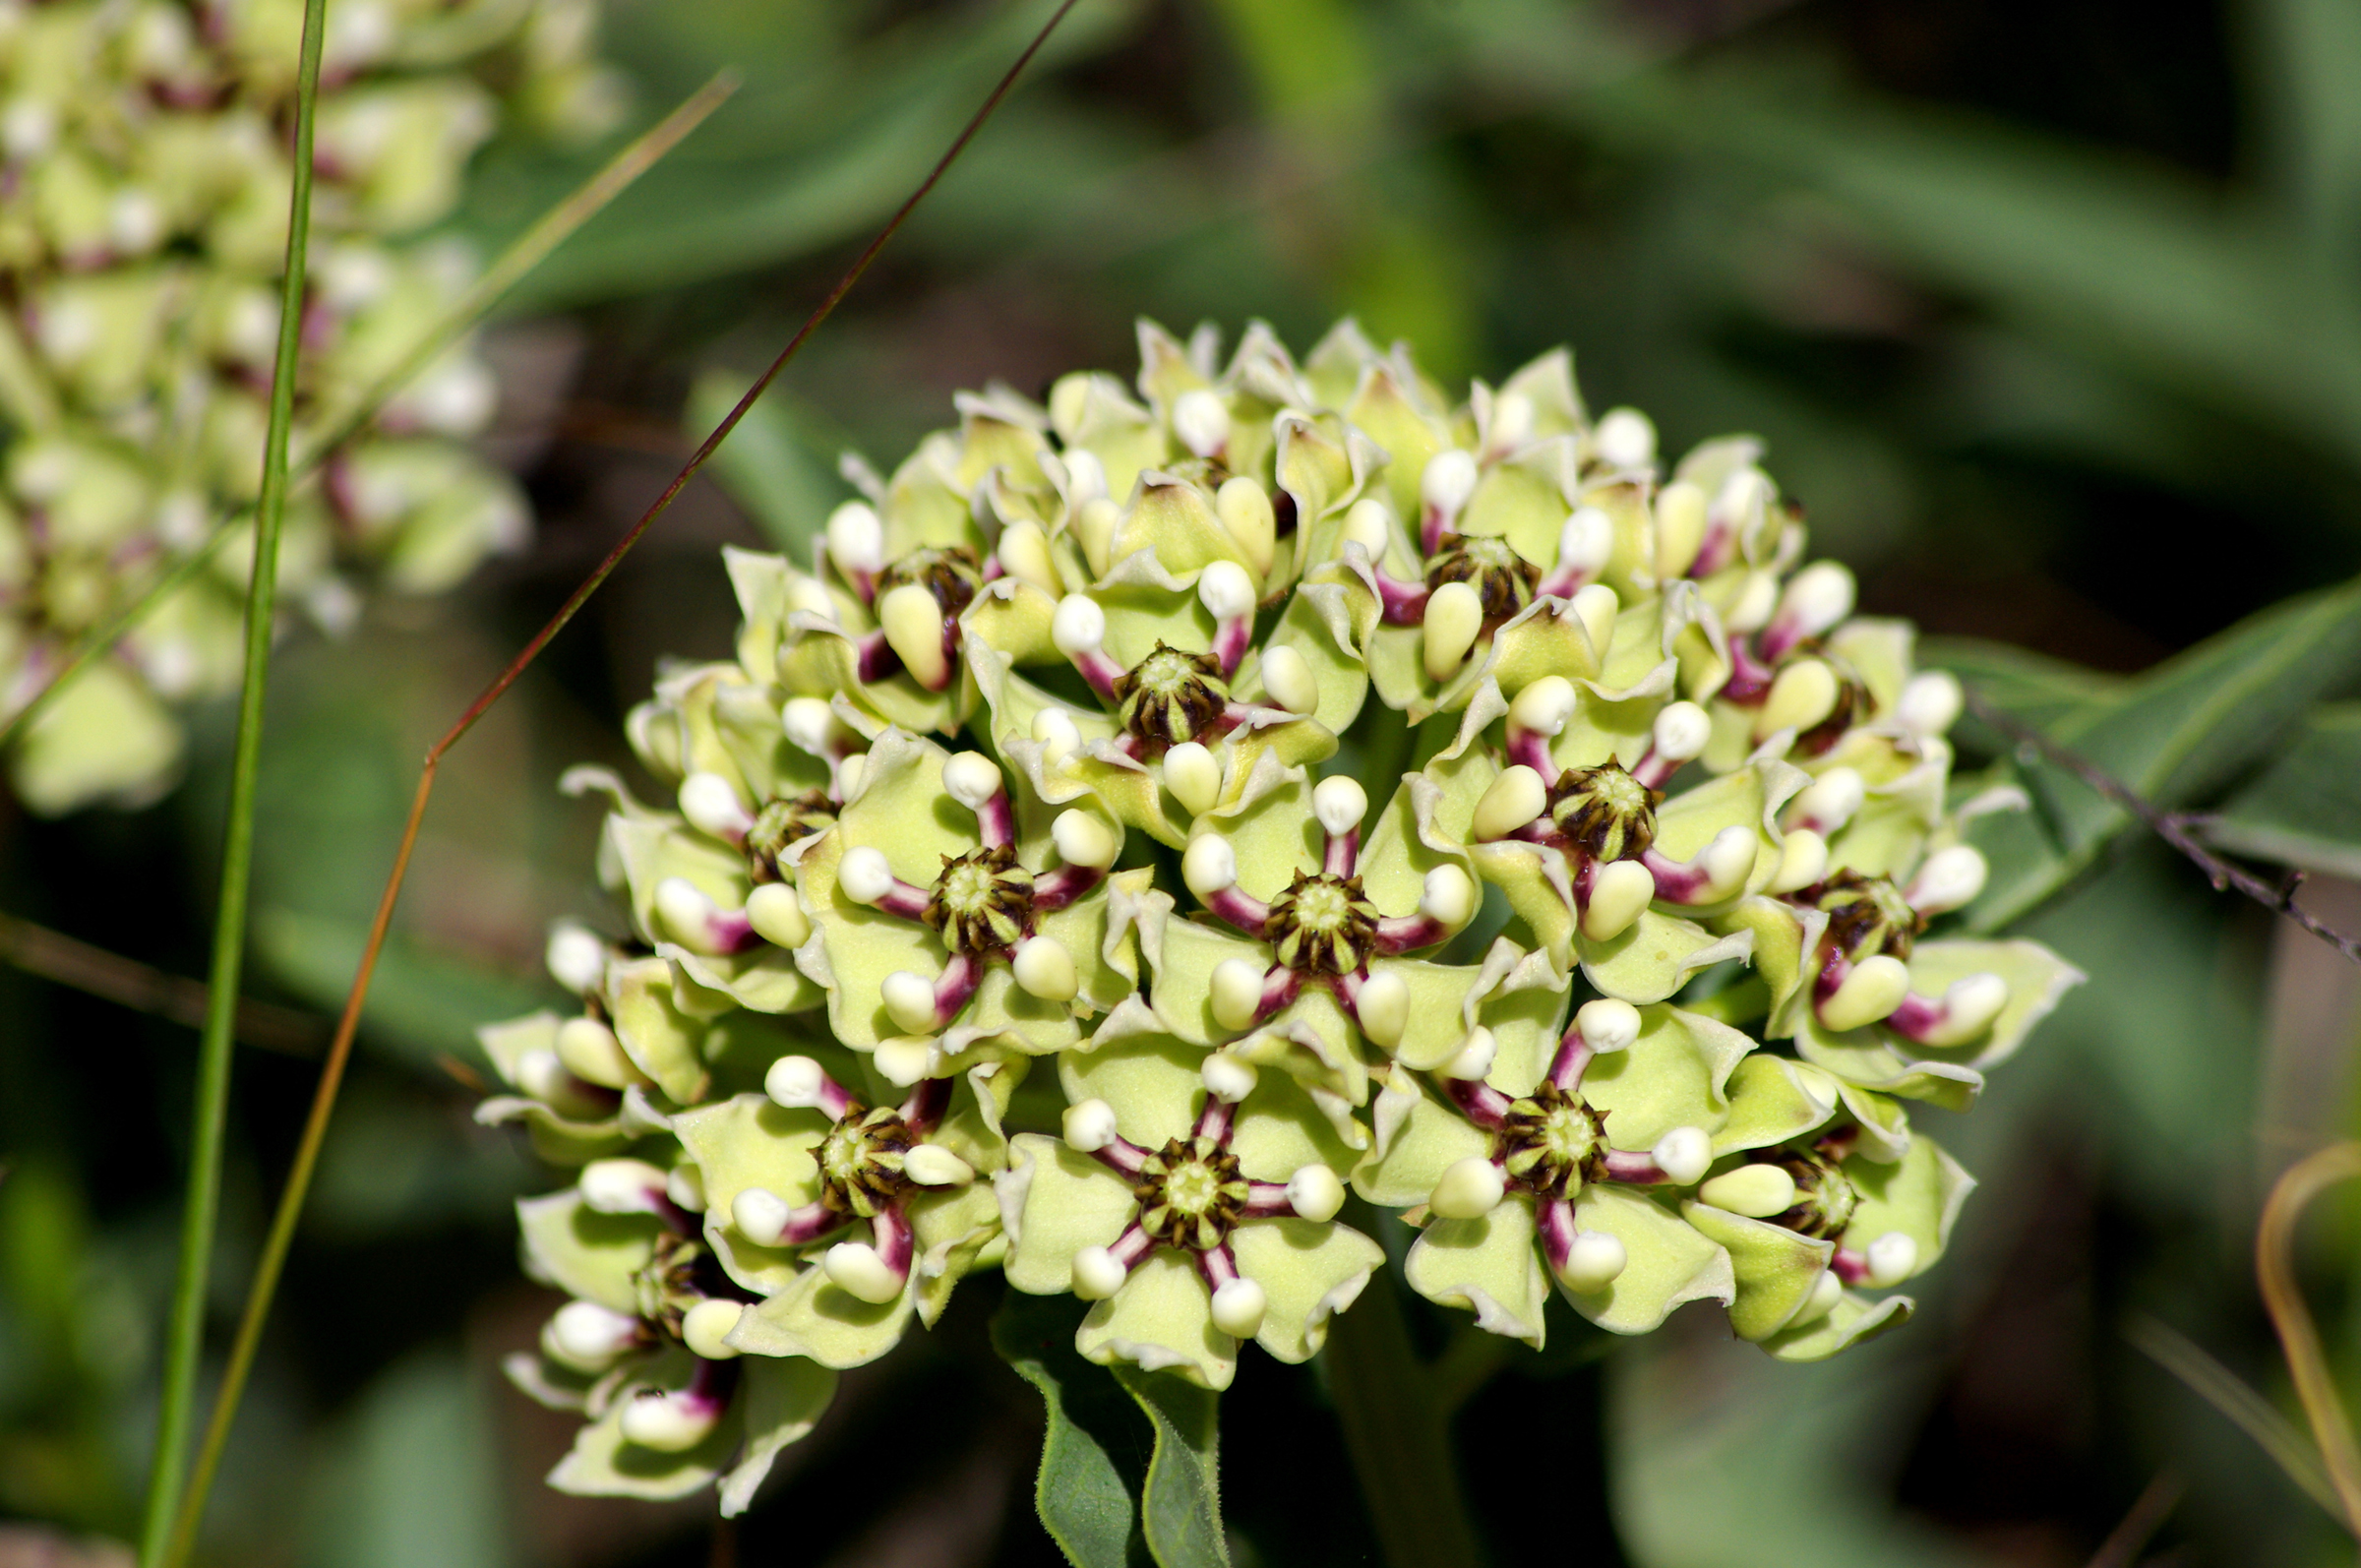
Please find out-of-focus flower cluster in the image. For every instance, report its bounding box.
[481,321,2084,1511]
[0,0,625,814]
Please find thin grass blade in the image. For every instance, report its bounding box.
[2256,1143,2361,1537]
[2125,1312,2339,1518]
[136,0,328,1562]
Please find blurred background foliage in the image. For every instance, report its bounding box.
[7,0,2361,1563]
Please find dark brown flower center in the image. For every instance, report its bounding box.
[1426,531,1540,623]
[1495,1080,1606,1201]
[1547,760,1661,862]
[924,843,1035,953]
[744,790,836,883]
[1133,1134,1249,1251]
[1264,870,1380,976]
[817,1105,918,1219]
[1114,642,1231,749]
[874,545,982,617]
[1815,870,1921,961]
[1756,1148,1858,1239]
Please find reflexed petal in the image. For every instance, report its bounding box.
[1077,1248,1237,1390]
[1404,1196,1551,1347]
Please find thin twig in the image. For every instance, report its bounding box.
[0,73,739,755]
[1964,689,2361,966]
[2086,1471,2183,1568]
[160,8,1079,1561]
[138,0,327,1559]
[0,912,324,1055]
[2256,1143,2361,1539]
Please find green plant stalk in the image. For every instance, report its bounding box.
[1322,1264,1484,1568]
[0,70,739,757]
[155,76,742,1568]
[135,0,328,1562]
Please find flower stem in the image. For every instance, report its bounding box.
[1323,1264,1485,1568]
[136,0,328,1561]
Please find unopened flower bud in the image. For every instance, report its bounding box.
[942,753,1004,811]
[1071,1244,1126,1299]
[1651,1127,1712,1185]
[581,1159,669,1215]
[1693,826,1758,899]
[1591,408,1657,468]
[1423,581,1484,682]
[1421,450,1479,515]
[1698,1163,1798,1218]
[1052,594,1106,656]
[1012,935,1079,1001]
[1354,971,1409,1047]
[904,1144,977,1186]
[1576,997,1642,1053]
[622,1387,723,1452]
[822,1242,905,1304]
[680,1298,744,1360]
[1765,829,1829,895]
[655,878,729,954]
[1032,707,1084,767]
[1338,498,1392,562]
[1313,776,1366,838]
[1286,1165,1345,1223]
[882,971,939,1034]
[825,501,883,574]
[1920,973,2010,1046]
[1439,1026,1498,1081]
[1909,845,1987,915]
[1062,1099,1120,1153]
[1210,957,1267,1031]
[1583,860,1657,941]
[1788,1266,1843,1327]
[678,771,751,839]
[1429,1157,1506,1220]
[731,1187,792,1246]
[1215,475,1276,576]
[1755,658,1841,741]
[1488,392,1535,452]
[1561,1230,1630,1293]
[1557,508,1614,579]
[836,754,870,797]
[1722,571,1780,634]
[1074,497,1121,576]
[1571,581,1618,660]
[879,583,950,690]
[1896,670,1964,736]
[1821,954,1910,1032]
[1173,389,1230,457]
[549,1300,641,1369]
[1509,676,1576,739]
[516,1052,607,1118]
[545,922,606,994]
[838,846,896,906]
[1786,767,1865,835]
[1421,865,1478,927]
[1201,1052,1258,1103]
[1865,1231,1918,1288]
[1197,559,1256,621]
[556,1016,640,1090]
[1775,563,1856,644]
[1259,644,1319,715]
[1163,742,1222,816]
[1473,764,1548,841]
[997,519,1059,593]
[1210,1276,1267,1338]
[1183,834,1238,896]
[746,882,812,949]
[1652,701,1711,763]
[765,1055,829,1110]
[1060,446,1109,507]
[1654,481,1708,579]
[873,1036,938,1087]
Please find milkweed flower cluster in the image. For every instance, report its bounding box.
[479,321,2084,1510]
[0,0,625,814]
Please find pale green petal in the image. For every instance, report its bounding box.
[1077,1248,1237,1391]
[1761,1291,1913,1362]
[1680,1202,1832,1340]
[605,956,711,1105]
[1713,897,1822,1036]
[548,1357,739,1502]
[1894,938,2086,1070]
[1469,837,1579,972]
[1231,1218,1383,1363]
[1793,1010,1983,1110]
[665,944,823,1016]
[516,1190,656,1316]
[725,1262,918,1368]
[999,1134,1140,1295]
[717,1357,839,1517]
[1579,911,1753,1005]
[1403,1197,1551,1347]
[909,1180,1004,1327]
[1579,1005,1753,1150]
[670,1095,828,1296]
[1842,1136,1973,1276]
[1354,1068,1488,1207]
[1563,1183,1734,1334]
[1713,1055,1841,1155]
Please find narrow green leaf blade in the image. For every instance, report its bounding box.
[2203,703,2361,877]
[1113,1366,1230,1568]
[991,1291,1151,1568]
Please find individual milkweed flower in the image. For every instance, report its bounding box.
[1681,1055,1972,1360]
[796,731,1146,1082]
[671,1049,1014,1368]
[1357,996,1750,1344]
[473,922,651,1163]
[508,1158,835,1514]
[996,997,1381,1390]
[1133,761,1493,1115]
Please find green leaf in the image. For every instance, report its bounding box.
[254,908,549,1068]
[1934,578,2361,930]
[991,1290,1152,1568]
[1112,1365,1231,1568]
[2204,702,2361,877]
